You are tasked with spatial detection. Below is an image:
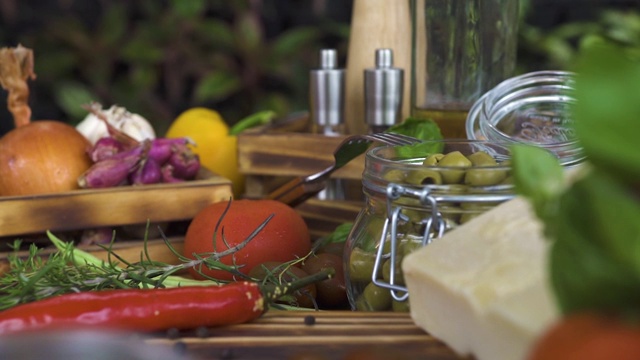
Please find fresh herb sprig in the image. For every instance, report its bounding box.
[0,201,274,311]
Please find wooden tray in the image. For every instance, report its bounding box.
[146,310,466,360]
[237,112,365,198]
[0,170,232,238]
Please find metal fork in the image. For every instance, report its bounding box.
[266,132,422,206]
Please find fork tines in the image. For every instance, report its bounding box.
[367,132,422,146]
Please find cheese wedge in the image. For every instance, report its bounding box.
[402,197,559,360]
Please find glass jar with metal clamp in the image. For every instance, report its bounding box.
[344,140,515,311]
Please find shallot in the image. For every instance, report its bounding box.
[78,142,148,188]
[130,157,162,185]
[160,164,184,183]
[167,143,200,180]
[89,137,124,162]
[147,137,190,164]
[80,133,200,188]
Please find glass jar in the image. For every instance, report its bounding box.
[466,70,583,167]
[344,140,514,312]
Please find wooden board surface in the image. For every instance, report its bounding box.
[146,311,468,360]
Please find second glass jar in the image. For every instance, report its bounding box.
[344,140,515,312]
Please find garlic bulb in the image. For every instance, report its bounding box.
[76,104,156,145]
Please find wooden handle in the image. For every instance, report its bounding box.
[266,177,326,207]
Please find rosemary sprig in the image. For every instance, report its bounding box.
[0,203,275,310]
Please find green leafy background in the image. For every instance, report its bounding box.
[0,0,638,136]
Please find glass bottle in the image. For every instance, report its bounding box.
[410,0,519,139]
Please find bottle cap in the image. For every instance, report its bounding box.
[364,48,404,131]
[309,49,345,135]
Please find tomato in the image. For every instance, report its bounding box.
[528,312,640,360]
[316,241,346,257]
[184,199,311,281]
[302,253,347,308]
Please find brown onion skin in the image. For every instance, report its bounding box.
[0,120,92,196]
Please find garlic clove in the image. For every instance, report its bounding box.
[76,104,156,145]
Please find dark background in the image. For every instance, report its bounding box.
[0,0,639,136]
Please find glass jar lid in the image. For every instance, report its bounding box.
[466,70,584,166]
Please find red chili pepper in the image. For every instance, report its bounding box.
[0,269,332,335]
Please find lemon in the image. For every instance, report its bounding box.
[166,107,245,197]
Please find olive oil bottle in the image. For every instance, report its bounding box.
[410,0,519,140]
[411,108,469,139]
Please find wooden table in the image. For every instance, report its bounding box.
[146,311,467,360]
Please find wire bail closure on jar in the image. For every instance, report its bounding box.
[371,183,447,301]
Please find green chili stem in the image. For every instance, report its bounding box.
[47,231,217,289]
[229,110,276,136]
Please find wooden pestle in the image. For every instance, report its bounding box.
[344,0,412,134]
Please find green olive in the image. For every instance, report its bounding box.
[395,197,422,209]
[405,169,443,185]
[349,247,377,282]
[500,175,513,185]
[440,205,462,224]
[422,153,444,166]
[437,151,472,184]
[400,209,423,224]
[464,168,507,186]
[438,184,468,194]
[383,169,406,183]
[467,151,498,166]
[357,282,393,311]
[361,217,385,250]
[381,237,393,255]
[382,257,405,285]
[400,238,423,257]
[392,299,410,313]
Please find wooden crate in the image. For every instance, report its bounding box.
[237,113,365,238]
[0,169,232,239]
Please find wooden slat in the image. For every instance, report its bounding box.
[295,198,362,239]
[237,131,366,180]
[146,311,467,360]
[0,171,232,238]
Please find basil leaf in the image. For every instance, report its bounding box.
[572,43,640,184]
[572,170,640,278]
[550,223,640,314]
[324,222,353,244]
[551,170,640,314]
[511,144,565,235]
[386,118,444,158]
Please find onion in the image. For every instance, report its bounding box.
[0,45,92,196]
[0,121,92,196]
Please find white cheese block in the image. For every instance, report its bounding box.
[402,197,559,360]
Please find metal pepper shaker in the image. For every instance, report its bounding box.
[309,48,345,136]
[364,48,404,133]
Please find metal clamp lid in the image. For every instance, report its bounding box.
[371,183,447,301]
